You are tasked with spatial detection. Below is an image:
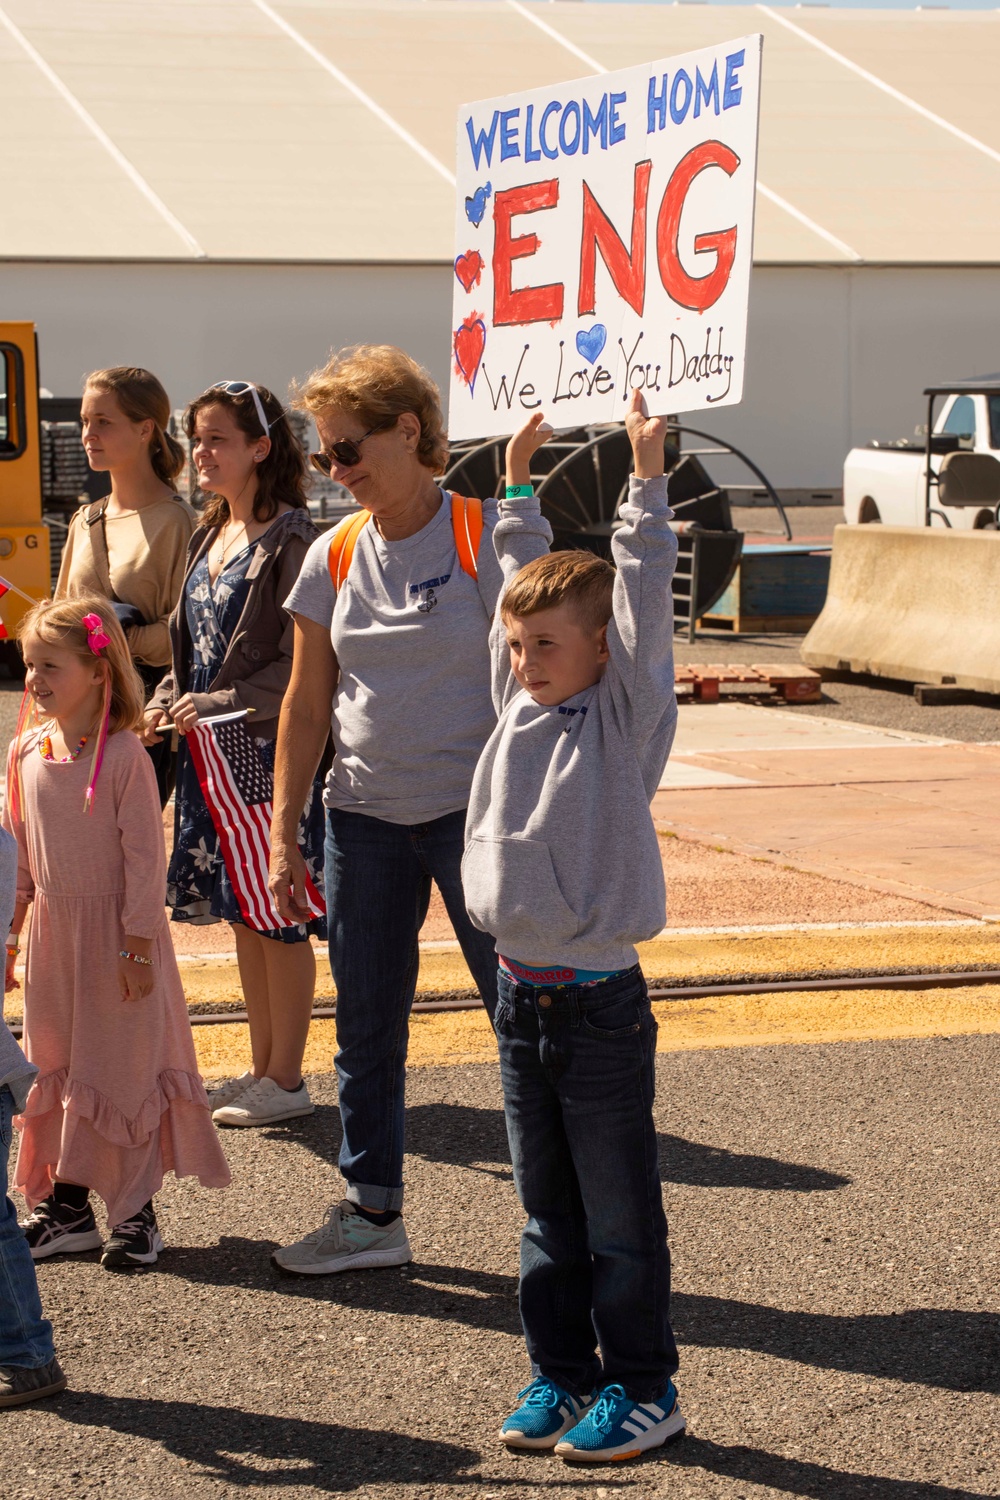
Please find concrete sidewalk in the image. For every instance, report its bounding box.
[655,704,1000,919]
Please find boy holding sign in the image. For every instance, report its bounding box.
[463,391,683,1462]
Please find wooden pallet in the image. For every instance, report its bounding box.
[675,663,823,703]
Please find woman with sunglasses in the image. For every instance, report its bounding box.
[266,344,552,1277]
[144,382,327,1127]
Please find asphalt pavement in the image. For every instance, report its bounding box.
[4,1035,999,1499]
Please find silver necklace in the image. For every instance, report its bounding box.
[215,523,246,566]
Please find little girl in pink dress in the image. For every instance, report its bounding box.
[3,594,229,1269]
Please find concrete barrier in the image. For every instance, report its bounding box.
[801,524,1000,694]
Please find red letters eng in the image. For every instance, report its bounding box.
[492,179,565,326]
[578,159,652,319]
[656,141,740,312]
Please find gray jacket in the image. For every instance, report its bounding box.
[463,477,678,972]
[0,827,36,1114]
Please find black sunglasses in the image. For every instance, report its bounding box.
[310,423,389,477]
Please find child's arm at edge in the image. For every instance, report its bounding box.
[605,390,679,746]
[487,413,555,712]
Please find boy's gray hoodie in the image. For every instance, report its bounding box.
[463,476,678,973]
[0,825,36,1113]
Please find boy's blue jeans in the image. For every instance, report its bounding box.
[0,1084,55,1369]
[495,966,680,1403]
[325,807,500,1213]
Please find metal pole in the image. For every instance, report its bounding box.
[688,532,701,644]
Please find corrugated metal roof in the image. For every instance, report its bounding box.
[3,0,999,264]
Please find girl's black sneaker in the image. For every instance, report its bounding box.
[101,1203,164,1270]
[21,1197,103,1260]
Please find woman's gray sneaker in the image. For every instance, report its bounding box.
[272,1200,412,1275]
[0,1358,67,1408]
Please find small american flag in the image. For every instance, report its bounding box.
[187,718,324,933]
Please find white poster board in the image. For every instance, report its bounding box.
[448,35,762,441]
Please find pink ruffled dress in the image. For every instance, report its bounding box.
[3,728,230,1225]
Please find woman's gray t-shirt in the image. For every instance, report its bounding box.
[285,491,549,826]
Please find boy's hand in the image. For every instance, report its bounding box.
[625,388,668,479]
[505,412,554,489]
[4,949,19,994]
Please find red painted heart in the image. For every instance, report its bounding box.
[454,316,486,393]
[454,249,484,294]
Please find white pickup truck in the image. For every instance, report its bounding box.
[843,377,1000,529]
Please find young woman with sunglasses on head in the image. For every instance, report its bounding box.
[55,367,196,807]
[266,344,552,1276]
[144,383,327,1127]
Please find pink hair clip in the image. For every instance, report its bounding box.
[81,612,111,655]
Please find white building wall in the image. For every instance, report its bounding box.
[1,260,999,491]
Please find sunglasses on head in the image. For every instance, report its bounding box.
[210,380,271,436]
[309,422,390,477]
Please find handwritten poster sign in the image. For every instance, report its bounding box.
[448,35,762,440]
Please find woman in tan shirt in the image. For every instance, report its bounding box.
[55,367,195,804]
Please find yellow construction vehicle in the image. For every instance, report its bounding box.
[0,322,51,673]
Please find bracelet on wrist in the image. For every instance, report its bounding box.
[5,944,20,957]
[505,483,534,499]
[119,949,154,968]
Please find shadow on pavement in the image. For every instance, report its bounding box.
[259,1103,849,1194]
[156,1246,996,1393]
[667,1436,996,1499]
[657,1133,849,1192]
[282,1101,847,1194]
[156,1241,523,1336]
[52,1392,479,1491]
[271,1259,524,1338]
[673,1294,1000,1393]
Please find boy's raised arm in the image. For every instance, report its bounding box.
[605,390,679,749]
[488,413,554,711]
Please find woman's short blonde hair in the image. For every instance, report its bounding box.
[293,344,449,474]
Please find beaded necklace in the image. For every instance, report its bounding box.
[39,732,88,764]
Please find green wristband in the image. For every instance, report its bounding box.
[505,484,534,499]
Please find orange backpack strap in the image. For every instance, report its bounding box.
[327,509,371,591]
[450,494,483,581]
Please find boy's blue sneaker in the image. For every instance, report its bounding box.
[499,1377,595,1449]
[555,1380,685,1462]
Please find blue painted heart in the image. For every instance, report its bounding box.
[576,324,607,365]
[464,181,493,228]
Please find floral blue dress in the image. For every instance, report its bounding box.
[166,544,327,943]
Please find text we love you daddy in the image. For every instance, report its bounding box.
[448,38,762,442]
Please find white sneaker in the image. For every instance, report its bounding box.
[212,1075,314,1127]
[207,1070,255,1111]
[272,1200,412,1275]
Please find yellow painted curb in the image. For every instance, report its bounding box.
[168,924,1000,1014]
[192,983,1000,1078]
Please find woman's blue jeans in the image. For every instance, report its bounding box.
[325,806,500,1212]
[495,967,679,1403]
[0,1085,55,1369]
